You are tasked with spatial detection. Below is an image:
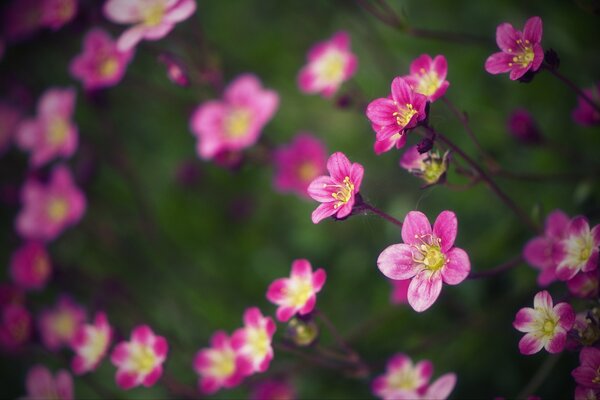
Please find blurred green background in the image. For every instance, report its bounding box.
[1,0,600,398]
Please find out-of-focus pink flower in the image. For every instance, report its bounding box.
[16,165,86,242]
[399,145,449,186]
[193,330,252,394]
[366,77,427,154]
[485,16,544,80]
[158,53,190,87]
[70,28,134,90]
[0,283,25,306]
[231,307,276,373]
[513,290,575,355]
[38,295,86,351]
[554,216,599,281]
[573,347,600,390]
[372,353,456,400]
[402,54,449,103]
[572,82,600,127]
[297,31,357,98]
[390,279,410,305]
[507,108,543,144]
[10,241,52,291]
[307,152,363,223]
[0,102,22,156]
[251,379,296,400]
[0,303,32,351]
[71,312,112,375]
[15,88,78,167]
[24,365,74,400]
[3,0,44,42]
[266,259,326,322]
[273,133,327,199]
[190,74,279,161]
[575,386,600,400]
[41,0,77,30]
[378,211,470,312]
[110,325,168,389]
[568,272,599,299]
[103,0,197,51]
[523,209,569,286]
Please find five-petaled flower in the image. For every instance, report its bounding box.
[71,312,112,375]
[10,241,52,291]
[24,364,74,400]
[297,31,358,98]
[103,0,197,51]
[38,295,86,351]
[307,152,364,223]
[193,330,253,394]
[266,259,327,322]
[573,347,600,390]
[110,325,168,389]
[190,74,279,161]
[231,307,276,373]
[41,0,78,31]
[402,54,449,103]
[513,290,575,355]
[485,16,544,80]
[378,211,471,312]
[554,216,599,281]
[366,77,427,154]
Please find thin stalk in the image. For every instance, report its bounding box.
[516,354,561,399]
[546,68,600,114]
[359,202,403,227]
[467,255,522,280]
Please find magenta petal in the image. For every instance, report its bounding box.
[401,211,432,245]
[484,52,513,75]
[518,332,544,355]
[533,290,553,310]
[545,210,569,238]
[266,278,288,303]
[441,247,470,285]
[276,306,296,322]
[554,302,575,330]
[312,268,327,291]
[425,373,457,400]
[116,370,139,390]
[409,54,433,75]
[433,210,457,252]
[131,325,153,345]
[431,55,448,80]
[523,16,543,44]
[349,163,364,192]
[311,203,337,224]
[523,237,552,269]
[495,22,519,52]
[545,331,566,353]
[509,65,530,81]
[415,360,433,384]
[142,366,163,387]
[244,307,262,327]
[513,307,537,332]
[307,176,336,202]
[407,270,443,312]
[326,152,351,181]
[299,294,316,315]
[581,347,600,368]
[569,216,591,237]
[377,243,419,280]
[592,225,600,245]
[366,98,397,126]
[391,77,413,105]
[291,258,312,279]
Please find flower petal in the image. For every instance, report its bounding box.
[523,16,543,44]
[401,211,432,245]
[425,373,457,400]
[545,331,566,354]
[433,210,457,252]
[311,203,337,224]
[518,332,544,355]
[407,270,443,312]
[533,290,553,310]
[377,243,419,280]
[554,302,575,330]
[495,22,519,52]
[484,52,513,75]
[326,152,351,181]
[513,307,537,333]
[441,247,470,285]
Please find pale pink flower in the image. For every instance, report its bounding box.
[190,74,279,160]
[251,379,296,400]
[378,211,470,312]
[103,0,197,51]
[70,28,134,90]
[0,102,21,156]
[24,365,74,400]
[306,152,363,223]
[38,295,86,351]
[193,330,253,394]
[266,259,326,322]
[513,290,575,355]
[485,16,544,80]
[554,216,600,281]
[71,312,112,375]
[572,82,600,126]
[390,279,410,305]
[573,347,600,390]
[16,165,86,242]
[15,88,78,167]
[523,209,570,286]
[399,145,449,186]
[575,385,600,400]
[273,133,327,198]
[366,77,427,154]
[231,307,276,373]
[0,303,32,351]
[297,31,358,98]
[568,272,599,299]
[41,0,77,30]
[372,353,456,400]
[10,241,52,290]
[110,325,168,389]
[402,54,449,102]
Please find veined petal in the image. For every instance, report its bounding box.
[349,163,364,192]
[554,302,575,330]
[401,211,432,245]
[307,176,336,202]
[545,331,566,353]
[533,290,553,311]
[391,77,414,105]
[366,98,397,126]
[513,307,537,332]
[523,16,543,44]
[326,152,352,181]
[377,244,419,280]
[311,202,337,224]
[441,247,470,285]
[495,22,519,52]
[518,332,544,355]
[407,270,443,312]
[484,52,513,75]
[433,210,457,252]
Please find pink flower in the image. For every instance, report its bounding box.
[513,290,575,355]
[0,102,22,156]
[0,303,32,351]
[523,209,570,286]
[10,241,52,290]
[24,365,74,400]
[575,386,600,400]
[193,330,253,394]
[70,28,134,90]
[16,165,86,242]
[378,211,471,312]
[306,152,364,223]
[231,307,276,374]
[366,77,427,154]
[568,271,599,299]
[38,295,86,351]
[297,31,358,98]
[372,353,456,400]
[273,133,327,198]
[190,74,279,160]
[15,88,78,167]
[390,279,410,305]
[507,108,543,144]
[266,259,327,322]
[572,82,600,126]
[399,145,449,186]
[158,53,190,87]
[41,0,77,30]
[485,16,544,80]
[573,347,600,390]
[103,0,197,51]
[110,325,168,389]
[402,54,449,103]
[71,312,112,375]
[554,216,600,281]
[251,379,296,400]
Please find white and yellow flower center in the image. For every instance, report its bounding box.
[393,103,418,128]
[224,108,252,138]
[81,328,109,364]
[131,344,157,374]
[564,232,594,268]
[507,39,535,68]
[99,57,119,78]
[412,234,445,272]
[316,51,345,83]
[416,68,441,97]
[143,4,165,27]
[210,349,236,379]
[47,118,69,146]
[388,368,418,391]
[52,312,75,338]
[247,327,269,359]
[47,197,69,222]
[287,278,313,308]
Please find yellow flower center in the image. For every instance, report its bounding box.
[542,319,556,334]
[325,176,354,210]
[53,312,75,338]
[319,51,345,82]
[47,118,68,146]
[47,197,69,222]
[143,4,165,27]
[412,235,445,271]
[99,57,119,78]
[298,162,318,182]
[288,279,313,307]
[416,69,441,97]
[132,345,157,374]
[211,350,235,378]
[393,103,418,128]
[85,330,109,362]
[224,109,252,138]
[248,327,269,357]
[389,369,418,391]
[34,255,50,278]
[507,39,535,68]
